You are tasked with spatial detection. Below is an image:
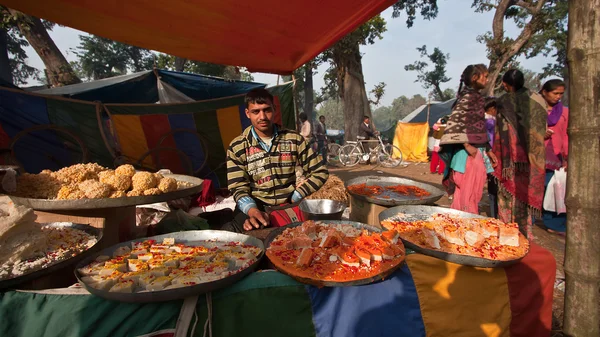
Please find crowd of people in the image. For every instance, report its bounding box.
[438,65,568,238]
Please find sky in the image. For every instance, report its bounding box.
[22,1,553,107]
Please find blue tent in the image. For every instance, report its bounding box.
[401,99,456,127]
[33,69,266,103]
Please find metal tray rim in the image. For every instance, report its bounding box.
[378,205,529,268]
[75,230,264,303]
[345,176,444,206]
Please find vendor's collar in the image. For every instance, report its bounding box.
[251,125,278,151]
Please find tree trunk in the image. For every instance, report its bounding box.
[174,57,187,72]
[563,1,600,336]
[304,62,314,122]
[8,10,80,87]
[0,28,12,85]
[334,42,372,141]
[433,84,445,101]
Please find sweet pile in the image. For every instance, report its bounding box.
[0,224,98,280]
[78,238,262,293]
[381,213,529,261]
[267,221,405,283]
[12,163,190,200]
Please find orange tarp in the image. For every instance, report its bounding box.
[2,0,396,74]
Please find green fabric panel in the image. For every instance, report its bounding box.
[195,284,315,337]
[106,96,245,116]
[46,99,114,167]
[193,110,226,181]
[0,292,180,337]
[214,270,302,298]
[268,82,295,129]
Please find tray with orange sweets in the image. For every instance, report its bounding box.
[265,220,406,286]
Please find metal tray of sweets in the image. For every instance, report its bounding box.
[345,176,444,207]
[264,220,405,287]
[378,205,529,268]
[0,222,103,289]
[10,174,203,211]
[75,230,264,303]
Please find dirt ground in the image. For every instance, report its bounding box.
[327,160,566,335]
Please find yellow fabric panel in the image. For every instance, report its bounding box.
[393,122,429,162]
[111,115,153,167]
[216,106,242,152]
[406,254,511,337]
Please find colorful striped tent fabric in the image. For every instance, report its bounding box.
[0,243,555,337]
[105,82,294,187]
[0,82,294,187]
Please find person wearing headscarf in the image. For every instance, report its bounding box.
[439,64,498,214]
[492,69,547,239]
[540,79,569,234]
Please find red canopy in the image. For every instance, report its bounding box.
[2,0,396,74]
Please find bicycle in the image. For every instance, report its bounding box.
[339,134,403,167]
[327,142,342,162]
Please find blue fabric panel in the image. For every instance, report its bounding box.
[239,105,251,130]
[70,72,158,103]
[166,113,206,173]
[306,265,426,337]
[159,70,265,101]
[0,90,72,172]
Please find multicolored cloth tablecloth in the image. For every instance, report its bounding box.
[0,243,555,337]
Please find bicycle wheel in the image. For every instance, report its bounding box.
[327,143,342,162]
[339,144,361,167]
[377,144,403,168]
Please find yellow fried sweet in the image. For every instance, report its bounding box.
[104,174,131,191]
[154,173,164,180]
[56,184,79,200]
[109,190,127,198]
[126,189,144,197]
[158,177,177,193]
[15,173,62,199]
[131,172,157,191]
[115,164,136,177]
[98,170,115,184]
[143,188,162,196]
[66,190,86,200]
[78,179,111,199]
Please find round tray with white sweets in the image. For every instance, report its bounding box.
[75,230,264,303]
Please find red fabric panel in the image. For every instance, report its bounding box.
[2,0,397,74]
[505,243,556,337]
[139,114,185,174]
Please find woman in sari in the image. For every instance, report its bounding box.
[439,64,498,214]
[493,69,547,239]
[540,79,568,234]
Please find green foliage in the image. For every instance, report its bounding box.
[432,88,456,101]
[371,94,428,130]
[71,35,154,81]
[391,0,439,27]
[315,99,345,131]
[473,0,568,79]
[404,45,452,100]
[369,82,387,106]
[156,54,254,81]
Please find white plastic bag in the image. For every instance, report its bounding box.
[553,168,567,214]
[543,173,557,212]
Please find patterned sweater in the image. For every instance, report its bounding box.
[227,126,328,213]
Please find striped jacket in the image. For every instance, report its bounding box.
[227,126,328,208]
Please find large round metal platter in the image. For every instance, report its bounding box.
[378,205,529,268]
[9,174,203,211]
[75,230,264,303]
[264,220,405,287]
[345,176,444,206]
[0,222,103,289]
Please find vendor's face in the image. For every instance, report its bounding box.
[542,86,565,106]
[246,101,274,136]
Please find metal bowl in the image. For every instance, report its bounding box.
[299,199,346,220]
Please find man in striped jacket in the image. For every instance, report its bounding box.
[226,88,329,231]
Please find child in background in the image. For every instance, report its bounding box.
[484,97,498,218]
[430,116,447,174]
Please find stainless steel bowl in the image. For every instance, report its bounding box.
[299,199,346,220]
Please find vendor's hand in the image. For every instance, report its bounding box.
[244,208,269,231]
[488,151,498,168]
[464,144,478,158]
[545,129,554,140]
